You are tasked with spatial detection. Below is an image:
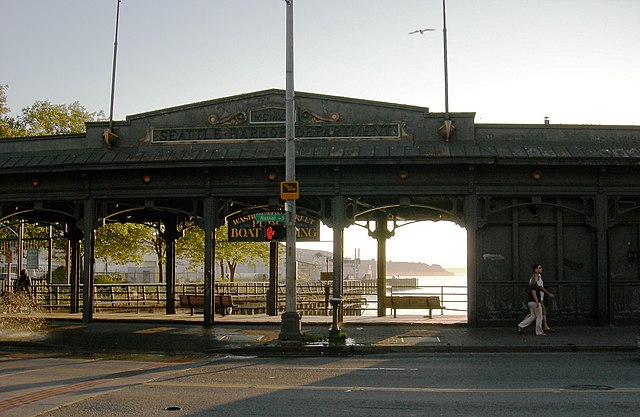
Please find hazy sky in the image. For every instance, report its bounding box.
[4,0,639,268]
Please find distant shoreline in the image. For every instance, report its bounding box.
[387,269,467,277]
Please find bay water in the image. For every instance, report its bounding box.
[362,274,468,317]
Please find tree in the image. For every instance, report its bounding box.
[213,224,271,282]
[176,225,205,269]
[94,223,149,275]
[0,84,105,138]
[18,100,104,136]
[140,223,166,283]
[177,223,273,282]
[0,85,21,137]
[95,222,173,284]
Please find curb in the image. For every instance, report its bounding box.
[2,339,635,357]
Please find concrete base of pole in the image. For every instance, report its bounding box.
[279,311,302,340]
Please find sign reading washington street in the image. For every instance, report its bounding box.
[228,211,320,242]
[152,122,401,143]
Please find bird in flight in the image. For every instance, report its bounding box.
[408,28,435,35]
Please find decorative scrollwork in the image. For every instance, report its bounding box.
[301,110,341,123]
[103,128,118,149]
[438,119,455,143]
[208,112,247,125]
[140,127,152,144]
[400,122,413,140]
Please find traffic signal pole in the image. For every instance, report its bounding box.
[279,0,302,339]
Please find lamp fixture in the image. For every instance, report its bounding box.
[265,168,278,182]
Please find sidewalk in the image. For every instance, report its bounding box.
[0,312,637,356]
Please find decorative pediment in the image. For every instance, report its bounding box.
[151,101,408,143]
[208,107,342,125]
[93,90,429,147]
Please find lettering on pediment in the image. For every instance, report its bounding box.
[152,123,404,143]
[150,105,408,143]
[249,107,286,124]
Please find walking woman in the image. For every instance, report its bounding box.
[517,272,546,336]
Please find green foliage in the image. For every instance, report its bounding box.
[0,221,63,240]
[52,266,67,284]
[0,85,18,137]
[329,332,348,343]
[0,84,105,138]
[176,223,272,281]
[214,224,271,281]
[19,100,105,136]
[94,274,124,284]
[299,331,348,345]
[299,333,326,343]
[176,225,205,269]
[94,223,151,268]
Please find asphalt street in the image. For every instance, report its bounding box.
[3,351,639,417]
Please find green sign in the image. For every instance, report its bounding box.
[151,123,401,143]
[228,211,320,242]
[255,213,286,223]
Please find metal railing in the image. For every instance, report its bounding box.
[26,280,467,316]
[382,283,468,315]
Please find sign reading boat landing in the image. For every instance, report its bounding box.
[228,211,320,242]
[151,122,401,143]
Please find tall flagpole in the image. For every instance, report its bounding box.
[440,0,454,142]
[409,0,454,142]
[442,0,449,119]
[104,0,121,149]
[279,0,302,340]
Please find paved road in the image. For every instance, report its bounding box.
[0,351,205,417]
[4,351,638,416]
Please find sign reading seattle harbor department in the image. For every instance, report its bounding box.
[152,122,401,143]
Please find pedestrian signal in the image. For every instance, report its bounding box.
[265,225,286,241]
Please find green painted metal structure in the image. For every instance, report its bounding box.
[2,90,640,327]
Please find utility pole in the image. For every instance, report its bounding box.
[279,0,302,340]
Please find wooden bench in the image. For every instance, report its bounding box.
[179,294,234,316]
[384,295,445,318]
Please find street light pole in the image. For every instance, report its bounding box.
[279,0,302,340]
